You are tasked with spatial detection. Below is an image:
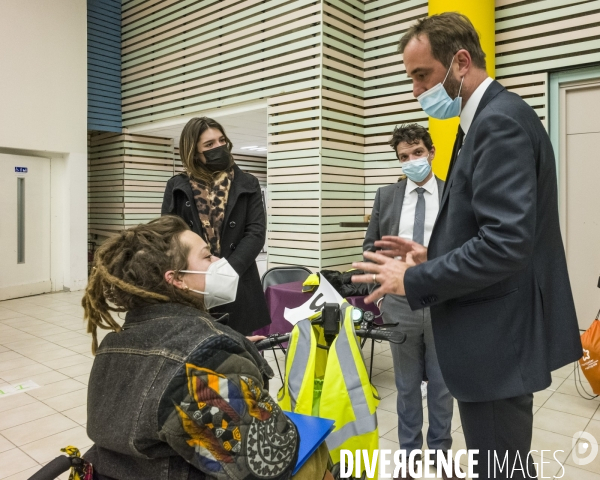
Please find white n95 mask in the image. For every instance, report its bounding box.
[180,258,239,309]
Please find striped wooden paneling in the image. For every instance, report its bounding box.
[173,147,183,175]
[319,1,367,271]
[88,0,122,132]
[235,154,267,187]
[121,0,322,128]
[495,0,600,80]
[88,133,175,237]
[109,0,599,270]
[266,1,428,271]
[267,88,323,269]
[494,0,600,127]
[362,0,429,218]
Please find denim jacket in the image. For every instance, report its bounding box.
[85,303,298,480]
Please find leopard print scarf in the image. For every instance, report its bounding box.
[188,169,234,257]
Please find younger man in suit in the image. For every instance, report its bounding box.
[364,124,454,480]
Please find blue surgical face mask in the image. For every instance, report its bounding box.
[401,155,432,183]
[417,55,464,119]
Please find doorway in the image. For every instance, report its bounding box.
[556,74,600,329]
[0,153,51,300]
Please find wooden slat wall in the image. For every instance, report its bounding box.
[267,88,323,269]
[320,1,367,271]
[121,0,320,262]
[121,0,322,128]
[266,0,367,272]
[88,0,122,132]
[109,0,313,245]
[362,0,429,220]
[495,0,600,80]
[88,133,175,237]
[495,0,600,127]
[111,0,600,269]
[267,0,428,272]
[174,147,183,175]
[235,154,267,187]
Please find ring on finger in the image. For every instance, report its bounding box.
[372,273,377,283]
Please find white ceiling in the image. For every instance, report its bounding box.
[128,106,268,157]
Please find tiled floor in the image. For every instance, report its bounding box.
[0,292,599,479]
[0,291,93,479]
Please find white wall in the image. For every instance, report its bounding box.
[0,0,88,292]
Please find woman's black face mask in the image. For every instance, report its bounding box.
[202,144,231,172]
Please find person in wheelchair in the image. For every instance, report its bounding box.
[82,215,332,480]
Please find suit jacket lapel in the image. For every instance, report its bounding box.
[430,175,445,244]
[435,176,444,202]
[439,130,463,211]
[438,80,505,214]
[471,80,504,126]
[389,180,407,237]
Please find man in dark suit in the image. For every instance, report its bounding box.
[353,13,582,479]
[364,124,454,480]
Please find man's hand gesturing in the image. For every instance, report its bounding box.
[374,236,428,265]
[351,251,415,304]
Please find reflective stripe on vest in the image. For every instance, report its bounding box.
[277,319,317,415]
[287,319,313,412]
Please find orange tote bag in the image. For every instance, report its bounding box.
[580,317,600,394]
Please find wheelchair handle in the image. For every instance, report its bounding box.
[28,455,72,480]
[355,328,406,345]
[253,326,406,351]
[254,334,290,351]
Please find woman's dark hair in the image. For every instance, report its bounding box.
[179,117,234,184]
[390,123,434,154]
[82,215,205,354]
[398,12,486,70]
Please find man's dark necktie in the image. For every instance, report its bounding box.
[443,125,465,195]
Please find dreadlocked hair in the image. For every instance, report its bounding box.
[82,215,206,354]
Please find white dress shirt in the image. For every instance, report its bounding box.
[460,76,493,136]
[398,174,439,247]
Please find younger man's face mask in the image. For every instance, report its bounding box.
[401,155,432,183]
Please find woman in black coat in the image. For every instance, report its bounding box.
[161,116,271,334]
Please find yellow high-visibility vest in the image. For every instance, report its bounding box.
[278,302,380,477]
[277,318,318,415]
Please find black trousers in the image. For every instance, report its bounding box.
[458,393,537,480]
